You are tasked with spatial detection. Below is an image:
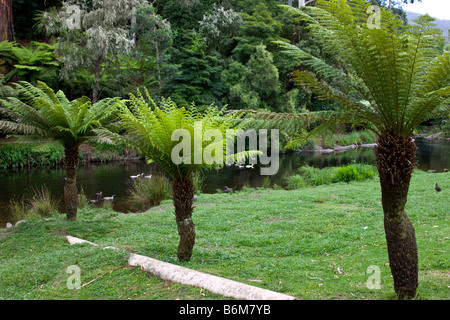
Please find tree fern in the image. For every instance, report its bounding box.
[0,81,122,220]
[264,0,449,299]
[241,1,449,149]
[95,89,258,261]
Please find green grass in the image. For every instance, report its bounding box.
[0,170,448,300]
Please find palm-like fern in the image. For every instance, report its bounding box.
[10,42,59,82]
[0,41,60,83]
[272,1,449,141]
[245,0,449,299]
[97,89,254,261]
[0,81,121,220]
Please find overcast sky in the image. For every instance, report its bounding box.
[401,0,450,20]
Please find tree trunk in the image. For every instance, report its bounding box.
[374,133,418,299]
[0,0,14,42]
[154,34,162,90]
[172,178,196,261]
[0,0,14,75]
[64,146,79,221]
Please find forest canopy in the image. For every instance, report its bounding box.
[1,0,445,114]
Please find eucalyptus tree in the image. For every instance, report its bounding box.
[36,0,147,102]
[97,90,255,261]
[247,0,449,299]
[198,4,243,58]
[0,81,121,220]
[131,5,175,93]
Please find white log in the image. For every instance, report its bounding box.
[65,235,296,300]
[129,253,296,300]
[66,235,99,247]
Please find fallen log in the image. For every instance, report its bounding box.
[65,235,296,300]
[129,253,296,300]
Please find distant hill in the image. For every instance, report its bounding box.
[406,11,450,42]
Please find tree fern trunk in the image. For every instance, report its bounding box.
[375,133,418,299]
[172,178,195,261]
[64,146,79,221]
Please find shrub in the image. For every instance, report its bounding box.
[286,174,307,189]
[321,130,377,149]
[128,174,172,211]
[0,143,64,170]
[333,165,361,183]
[191,171,205,195]
[9,185,59,220]
[286,164,377,189]
[27,185,59,218]
[298,165,335,186]
[358,130,377,144]
[77,187,90,209]
[9,197,28,221]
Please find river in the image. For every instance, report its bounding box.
[0,137,448,227]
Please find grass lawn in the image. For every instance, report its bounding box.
[0,170,448,300]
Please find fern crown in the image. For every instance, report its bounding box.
[273,0,449,144]
[0,81,121,150]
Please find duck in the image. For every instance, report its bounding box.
[89,199,99,204]
[130,173,144,179]
[435,183,442,192]
[223,186,235,193]
[144,174,152,179]
[102,195,116,201]
[95,191,103,199]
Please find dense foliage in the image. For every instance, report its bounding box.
[2,0,436,114]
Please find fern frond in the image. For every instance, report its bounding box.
[275,0,449,140]
[0,81,121,151]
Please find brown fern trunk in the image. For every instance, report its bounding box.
[375,133,418,299]
[64,146,79,221]
[172,178,195,261]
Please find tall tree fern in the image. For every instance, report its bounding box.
[245,0,449,299]
[97,90,256,261]
[0,81,121,220]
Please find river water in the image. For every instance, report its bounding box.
[0,137,448,227]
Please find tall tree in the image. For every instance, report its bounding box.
[167,31,221,108]
[97,90,255,261]
[0,0,14,42]
[227,44,280,110]
[0,0,14,76]
[0,81,121,220]
[246,0,449,299]
[37,0,147,102]
[198,4,242,58]
[131,5,175,94]
[232,2,284,64]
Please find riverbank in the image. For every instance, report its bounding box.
[1,170,448,300]
[0,140,143,170]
